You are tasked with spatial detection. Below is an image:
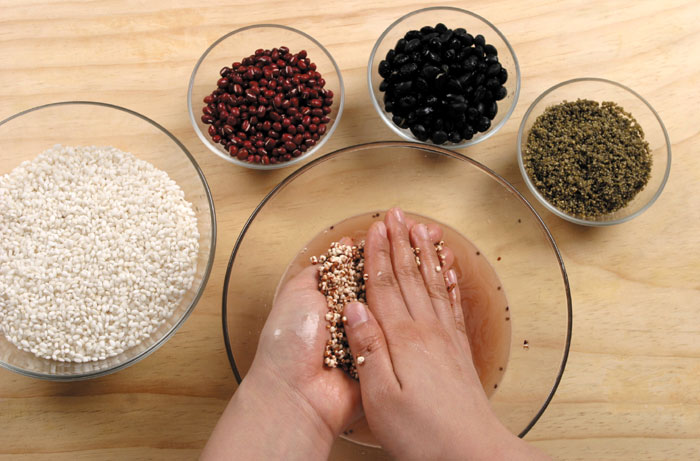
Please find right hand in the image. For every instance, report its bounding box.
[344,208,549,460]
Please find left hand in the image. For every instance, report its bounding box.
[247,261,363,439]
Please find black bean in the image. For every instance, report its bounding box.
[426,95,439,107]
[399,62,418,78]
[386,49,396,63]
[405,30,422,40]
[486,100,498,118]
[486,77,501,90]
[385,101,394,112]
[439,30,454,43]
[484,44,498,56]
[454,27,467,36]
[446,78,462,93]
[430,130,448,144]
[447,93,465,103]
[462,124,475,140]
[405,38,421,53]
[420,25,435,34]
[461,33,474,47]
[474,34,485,47]
[494,86,507,101]
[395,38,407,53]
[392,114,407,128]
[474,73,486,86]
[444,48,457,62]
[435,73,449,91]
[394,80,413,94]
[448,37,462,51]
[414,77,429,91]
[487,63,501,77]
[498,67,508,84]
[448,130,462,143]
[428,37,442,51]
[398,95,417,110]
[379,80,389,91]
[432,117,445,131]
[449,102,467,114]
[407,110,418,123]
[421,65,441,80]
[467,107,479,120]
[476,116,491,132]
[428,51,442,64]
[485,55,499,64]
[435,23,448,33]
[416,106,434,118]
[394,53,410,66]
[464,55,478,71]
[410,123,429,141]
[378,60,391,78]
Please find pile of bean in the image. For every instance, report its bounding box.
[378,23,508,144]
[201,47,333,165]
[524,99,652,217]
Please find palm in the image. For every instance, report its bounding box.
[256,265,361,435]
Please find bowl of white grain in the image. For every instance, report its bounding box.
[0,101,216,380]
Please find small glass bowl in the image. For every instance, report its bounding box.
[188,24,345,170]
[517,78,672,226]
[223,141,571,454]
[368,7,521,149]
[0,102,216,380]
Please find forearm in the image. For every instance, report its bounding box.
[201,374,335,460]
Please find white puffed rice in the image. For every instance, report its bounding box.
[0,145,199,362]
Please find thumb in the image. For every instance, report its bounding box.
[344,302,396,388]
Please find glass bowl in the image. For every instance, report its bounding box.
[517,78,672,226]
[0,101,216,380]
[223,141,571,454]
[188,24,345,170]
[368,7,521,149]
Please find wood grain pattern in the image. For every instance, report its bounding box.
[1,1,699,459]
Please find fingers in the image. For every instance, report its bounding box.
[364,221,412,330]
[445,269,468,341]
[343,301,399,390]
[409,223,455,328]
[404,215,443,243]
[384,208,435,321]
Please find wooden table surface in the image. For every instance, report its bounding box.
[1,1,699,459]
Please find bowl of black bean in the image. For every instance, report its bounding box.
[368,7,520,148]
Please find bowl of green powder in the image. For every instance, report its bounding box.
[517,78,671,226]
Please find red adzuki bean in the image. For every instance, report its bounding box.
[200,47,334,165]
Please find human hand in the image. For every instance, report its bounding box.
[343,208,549,460]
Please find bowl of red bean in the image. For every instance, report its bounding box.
[368,7,520,148]
[188,24,344,169]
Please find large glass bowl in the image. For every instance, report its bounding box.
[188,24,345,170]
[223,142,571,455]
[517,78,672,226]
[0,101,216,380]
[368,7,521,149]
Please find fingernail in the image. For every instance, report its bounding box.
[344,302,369,327]
[416,223,429,239]
[376,221,387,238]
[392,207,405,224]
[445,269,457,286]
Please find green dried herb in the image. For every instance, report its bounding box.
[524,99,651,217]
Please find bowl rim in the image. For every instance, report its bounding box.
[0,100,217,381]
[366,6,521,149]
[222,140,572,438]
[187,23,346,170]
[517,77,673,226]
